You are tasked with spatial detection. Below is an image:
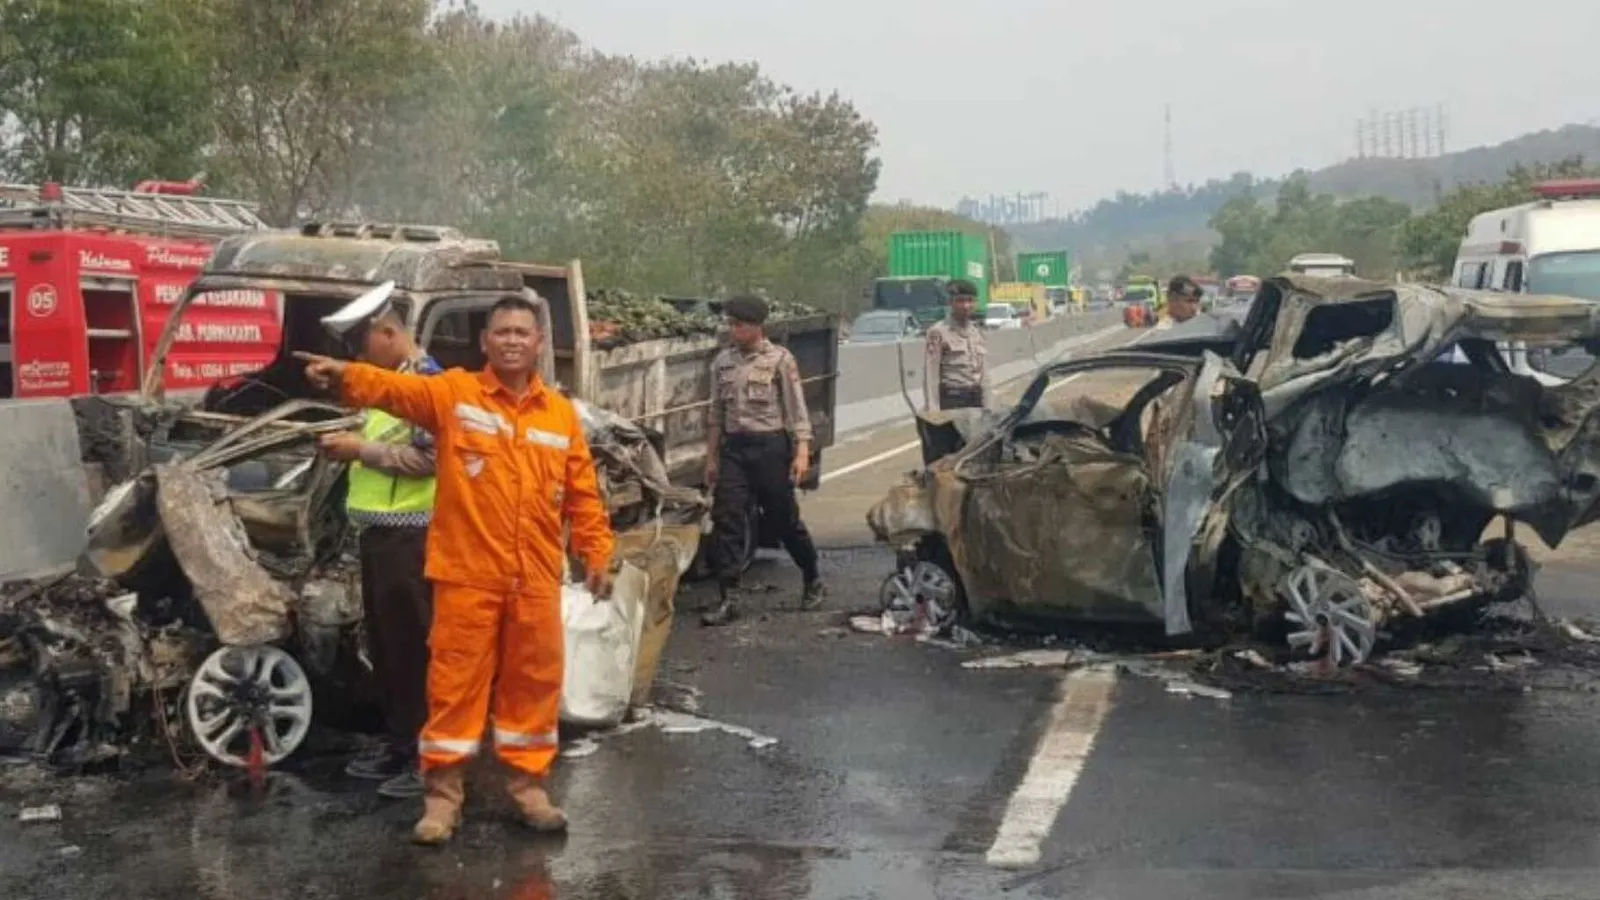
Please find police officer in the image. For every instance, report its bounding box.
[703,295,825,626]
[313,283,442,800]
[923,279,988,411]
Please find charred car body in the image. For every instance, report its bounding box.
[869,276,1600,665]
[2,223,707,770]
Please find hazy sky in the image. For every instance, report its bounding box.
[483,0,1600,213]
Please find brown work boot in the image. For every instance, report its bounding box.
[506,772,568,833]
[411,765,466,846]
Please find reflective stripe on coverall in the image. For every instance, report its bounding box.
[341,363,615,776]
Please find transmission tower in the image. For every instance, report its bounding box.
[1163,104,1175,188]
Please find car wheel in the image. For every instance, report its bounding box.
[1280,562,1376,666]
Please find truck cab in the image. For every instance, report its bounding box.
[872,275,957,330]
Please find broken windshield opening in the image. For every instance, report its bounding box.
[1292,297,1393,358]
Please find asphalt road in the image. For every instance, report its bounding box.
[9,320,1600,900]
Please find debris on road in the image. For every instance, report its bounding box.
[655,710,778,750]
[1164,680,1232,701]
[869,275,1600,668]
[18,804,61,823]
[962,649,1075,670]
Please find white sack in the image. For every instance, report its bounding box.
[559,563,649,728]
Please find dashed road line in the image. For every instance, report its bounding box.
[985,666,1118,869]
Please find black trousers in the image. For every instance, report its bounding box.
[939,385,984,410]
[359,524,433,751]
[710,432,819,585]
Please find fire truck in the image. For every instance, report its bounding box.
[0,179,280,399]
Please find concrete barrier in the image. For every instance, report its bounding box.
[833,309,1125,434]
[834,309,1122,404]
[0,399,92,580]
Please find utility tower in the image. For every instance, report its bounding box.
[1163,104,1175,188]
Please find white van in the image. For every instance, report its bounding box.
[1287,253,1356,278]
[1451,179,1600,383]
[1452,180,1600,297]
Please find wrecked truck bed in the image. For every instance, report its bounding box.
[868,275,1600,665]
[3,391,707,772]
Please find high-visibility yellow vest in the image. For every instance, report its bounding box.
[346,407,436,523]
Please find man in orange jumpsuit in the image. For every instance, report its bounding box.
[297,292,615,845]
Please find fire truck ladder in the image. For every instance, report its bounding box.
[0,183,268,240]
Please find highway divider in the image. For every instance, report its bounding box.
[834,309,1124,435]
[0,399,94,580]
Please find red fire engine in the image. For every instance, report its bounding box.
[0,179,282,399]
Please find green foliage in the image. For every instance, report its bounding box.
[198,0,433,222]
[1206,174,1412,278]
[0,0,211,184]
[0,0,883,313]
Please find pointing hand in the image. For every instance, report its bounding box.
[293,351,347,392]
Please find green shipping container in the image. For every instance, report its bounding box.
[887,231,990,306]
[1017,250,1070,287]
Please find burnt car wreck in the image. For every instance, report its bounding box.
[2,361,704,774]
[868,276,1600,665]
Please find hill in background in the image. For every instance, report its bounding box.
[1009,124,1600,275]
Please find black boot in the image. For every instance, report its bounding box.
[702,583,740,627]
[345,740,411,780]
[800,578,827,611]
[376,763,426,799]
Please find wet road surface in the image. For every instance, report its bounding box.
[9,323,1600,899]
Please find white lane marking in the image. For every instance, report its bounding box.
[818,371,1089,485]
[819,438,922,484]
[986,666,1118,869]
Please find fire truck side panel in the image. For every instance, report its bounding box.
[0,234,91,398]
[136,236,282,391]
[0,232,281,399]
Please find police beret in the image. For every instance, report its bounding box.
[949,279,978,298]
[724,295,768,324]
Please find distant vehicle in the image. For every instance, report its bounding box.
[848,309,920,344]
[984,302,1022,330]
[1122,276,1160,308]
[1223,275,1262,304]
[1452,179,1600,300]
[1287,253,1356,278]
[872,275,955,331]
[1453,179,1600,383]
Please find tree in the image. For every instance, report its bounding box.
[1207,195,1270,277]
[1207,176,1412,279]
[0,0,210,184]
[348,8,581,245]
[197,0,432,223]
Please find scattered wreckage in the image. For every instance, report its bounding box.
[868,275,1600,666]
[0,278,707,773]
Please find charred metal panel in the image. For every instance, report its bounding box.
[153,465,293,646]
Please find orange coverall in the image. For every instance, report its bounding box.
[341,364,615,777]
